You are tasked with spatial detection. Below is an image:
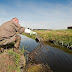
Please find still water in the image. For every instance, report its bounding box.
[20,35,72,72]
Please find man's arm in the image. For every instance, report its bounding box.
[14,22,37,35]
[18,27,25,34]
[18,27,37,35]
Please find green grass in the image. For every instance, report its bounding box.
[34,29,72,40]
[22,29,72,48]
[36,29,72,44]
[7,48,25,72]
[22,33,36,39]
[7,49,21,72]
[36,29,72,46]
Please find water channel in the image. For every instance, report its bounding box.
[20,35,72,72]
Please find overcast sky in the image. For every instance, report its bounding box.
[0,0,72,29]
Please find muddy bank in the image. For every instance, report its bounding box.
[45,39,72,50]
[0,52,15,72]
[0,46,53,72]
[0,47,26,72]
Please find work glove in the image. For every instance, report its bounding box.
[24,28,37,36]
[30,31,37,36]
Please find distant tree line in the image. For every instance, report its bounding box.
[33,29,52,30]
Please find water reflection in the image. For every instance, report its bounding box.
[20,35,38,52]
[20,35,72,72]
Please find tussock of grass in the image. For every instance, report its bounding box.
[24,64,53,72]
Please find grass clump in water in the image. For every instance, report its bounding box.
[24,64,53,72]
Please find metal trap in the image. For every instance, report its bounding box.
[28,35,48,63]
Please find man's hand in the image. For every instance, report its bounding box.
[30,31,37,36]
[24,28,37,35]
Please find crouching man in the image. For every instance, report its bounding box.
[0,17,37,52]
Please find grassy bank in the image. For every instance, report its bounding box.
[35,29,72,49]
[0,48,26,72]
[23,29,72,43]
[34,29,72,42]
[0,47,53,72]
[22,29,72,49]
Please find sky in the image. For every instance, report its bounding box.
[0,0,72,29]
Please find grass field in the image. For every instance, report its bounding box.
[34,29,72,41]
[35,29,72,47]
[22,29,72,48]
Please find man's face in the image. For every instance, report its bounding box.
[12,18,19,23]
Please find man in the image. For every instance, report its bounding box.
[0,17,37,50]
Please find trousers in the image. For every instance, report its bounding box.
[0,34,21,48]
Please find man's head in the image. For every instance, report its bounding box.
[11,17,19,23]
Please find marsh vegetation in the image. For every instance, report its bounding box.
[23,29,72,50]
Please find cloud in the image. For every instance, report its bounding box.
[0,0,72,29]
